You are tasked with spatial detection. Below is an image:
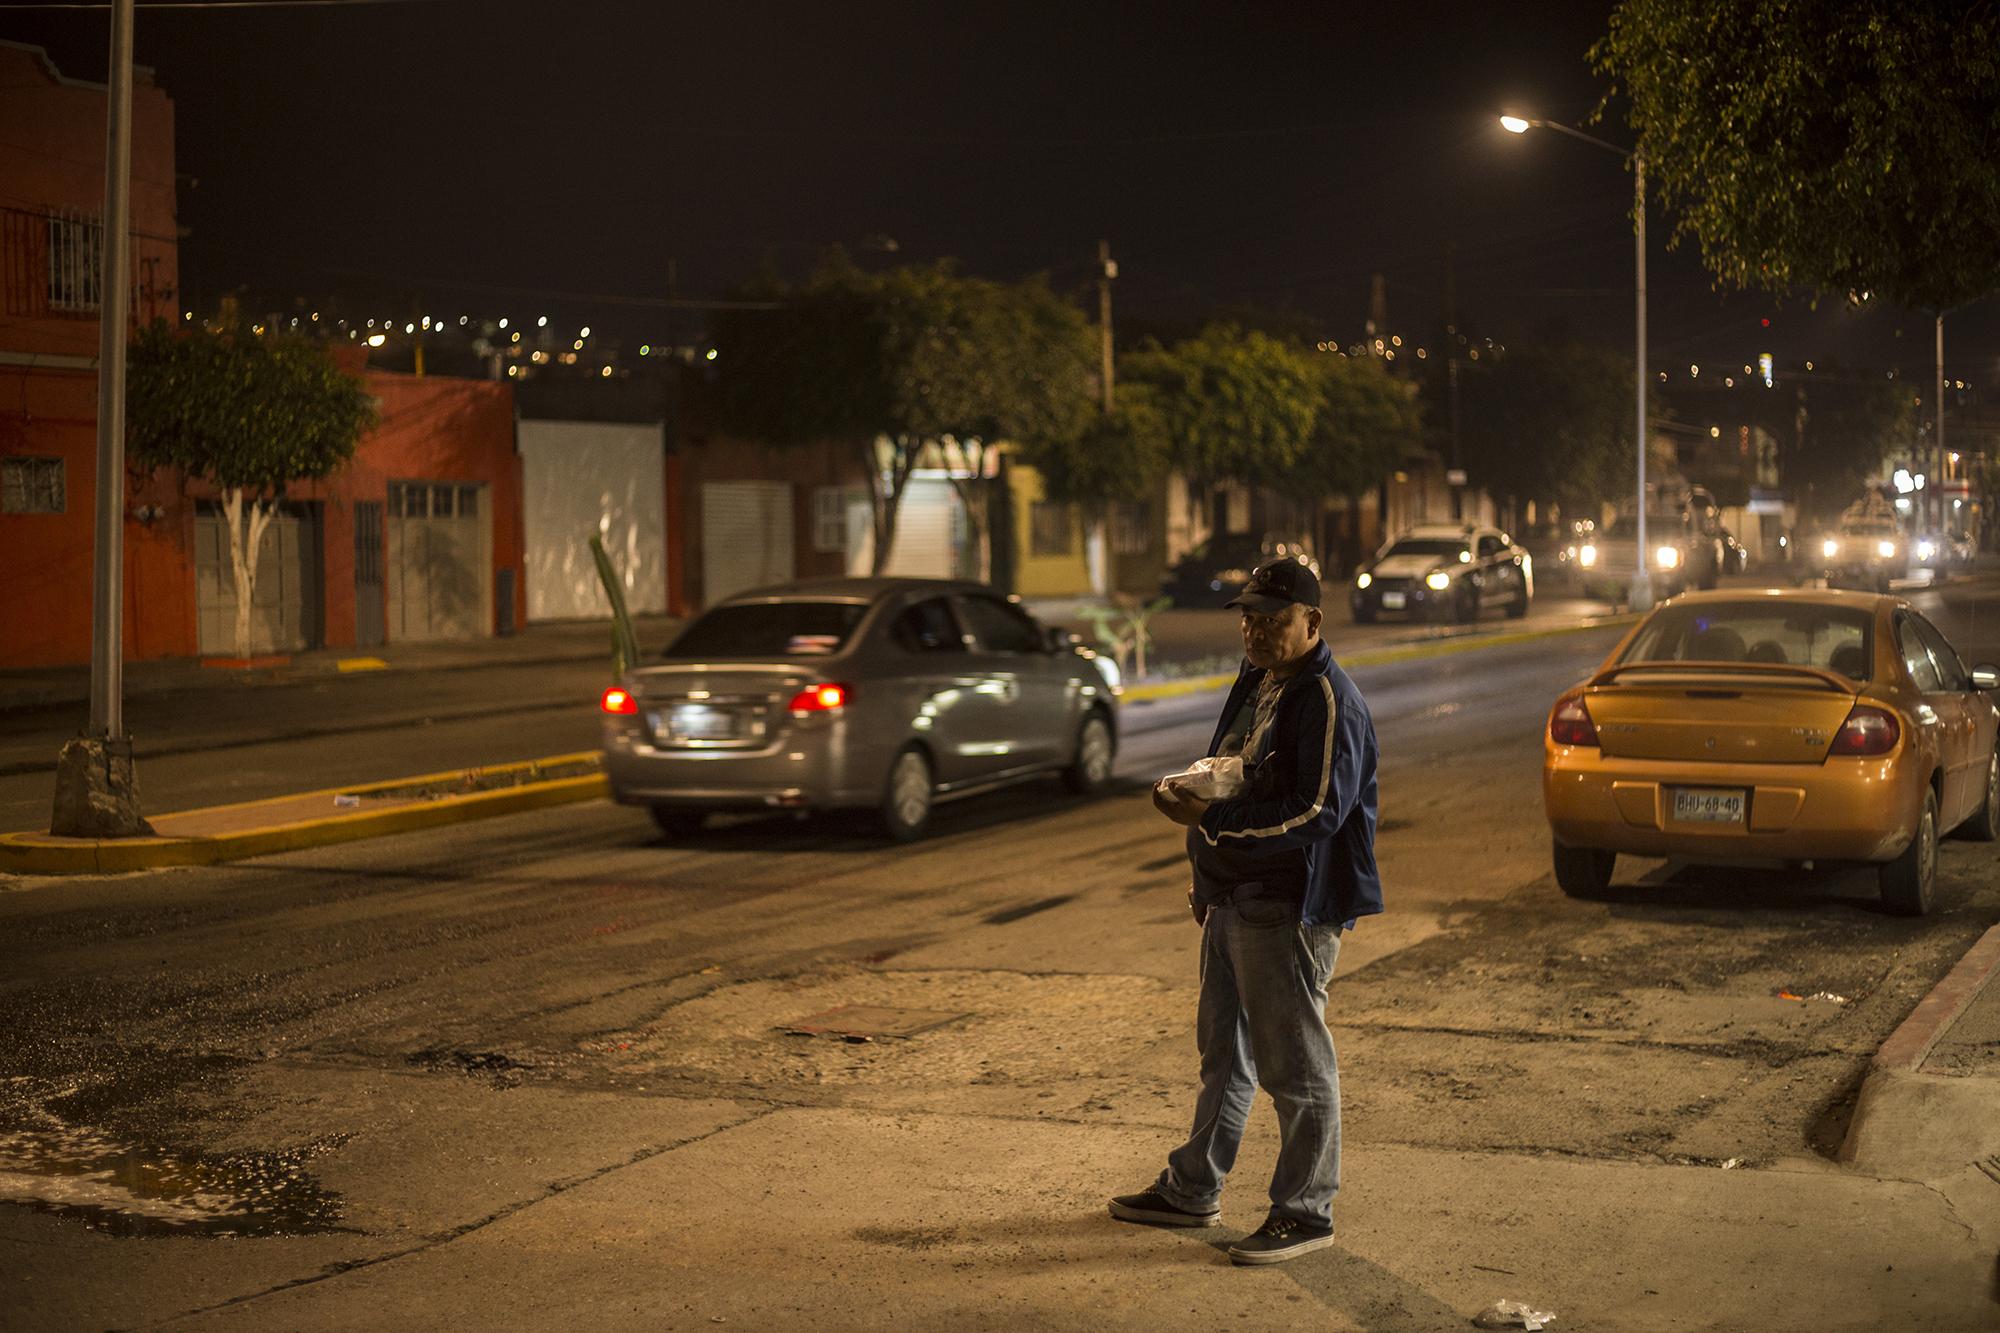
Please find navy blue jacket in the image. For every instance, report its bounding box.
[1191,639,1383,929]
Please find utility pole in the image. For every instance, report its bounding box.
[53,0,150,837]
[1936,313,1947,536]
[1445,243,1463,521]
[1086,240,1116,596]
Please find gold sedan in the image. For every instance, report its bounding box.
[1543,589,2000,914]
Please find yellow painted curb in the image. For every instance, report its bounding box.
[0,757,608,877]
[1118,615,1638,703]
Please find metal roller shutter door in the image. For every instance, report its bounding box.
[701,481,794,606]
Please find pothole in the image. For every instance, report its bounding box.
[0,1119,348,1237]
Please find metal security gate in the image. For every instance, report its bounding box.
[880,477,967,578]
[701,481,794,607]
[386,480,491,642]
[354,500,385,648]
[195,502,320,655]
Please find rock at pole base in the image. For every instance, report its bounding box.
[50,737,155,838]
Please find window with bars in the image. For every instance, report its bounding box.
[1029,500,1074,557]
[1111,501,1152,555]
[45,211,102,314]
[813,486,862,552]
[1,457,65,514]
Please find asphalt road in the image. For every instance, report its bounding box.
[3,580,1998,1328]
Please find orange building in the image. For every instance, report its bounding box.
[0,40,524,669]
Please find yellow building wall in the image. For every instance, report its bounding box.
[1009,463,1093,597]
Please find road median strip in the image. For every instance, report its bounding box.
[1118,613,1637,703]
[0,751,607,876]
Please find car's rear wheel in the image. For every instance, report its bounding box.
[1552,839,1614,897]
[1960,750,2000,842]
[1879,790,1938,916]
[649,806,706,839]
[880,746,934,842]
[1062,712,1115,794]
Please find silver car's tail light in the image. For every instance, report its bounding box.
[787,682,851,717]
[601,686,638,715]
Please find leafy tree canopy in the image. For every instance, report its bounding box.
[126,319,376,492]
[1456,343,1642,514]
[1593,1,2000,311]
[1121,323,1320,488]
[1289,354,1424,499]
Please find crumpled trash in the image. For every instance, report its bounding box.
[1473,1299,1557,1330]
[332,794,361,808]
[1776,989,1849,1004]
[1159,755,1245,800]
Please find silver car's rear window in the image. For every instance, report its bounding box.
[1620,602,1873,680]
[664,602,869,659]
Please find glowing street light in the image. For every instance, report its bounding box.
[1501,111,1653,610]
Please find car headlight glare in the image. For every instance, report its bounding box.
[1821,537,1840,559]
[1877,539,1897,559]
[1917,540,1936,561]
[1424,571,1451,591]
[1577,543,1597,568]
[1654,545,1680,570]
[1355,572,1372,589]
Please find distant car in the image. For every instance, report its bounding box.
[1819,516,1905,592]
[1160,533,1320,608]
[1349,524,1532,623]
[1571,513,1713,604]
[1543,588,2000,915]
[600,578,1120,841]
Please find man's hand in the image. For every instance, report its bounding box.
[1152,780,1211,828]
[1187,886,1207,927]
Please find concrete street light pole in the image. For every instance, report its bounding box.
[52,0,151,838]
[1500,114,1653,611]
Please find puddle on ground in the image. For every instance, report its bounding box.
[0,1119,349,1238]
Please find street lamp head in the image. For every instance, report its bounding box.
[1499,115,1532,134]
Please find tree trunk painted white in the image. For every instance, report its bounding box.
[221,488,276,659]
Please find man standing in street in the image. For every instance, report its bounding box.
[1110,556,1382,1265]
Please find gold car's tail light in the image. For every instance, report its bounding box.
[1550,696,1598,747]
[1829,704,1899,756]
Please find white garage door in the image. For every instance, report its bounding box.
[519,420,667,621]
[387,480,491,642]
[880,477,966,578]
[195,503,317,655]
[701,480,794,607]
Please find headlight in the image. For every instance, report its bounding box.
[1090,654,1122,692]
[1877,540,1897,559]
[1355,572,1372,589]
[1577,543,1598,568]
[1654,545,1680,570]
[1424,571,1451,591]
[1821,538,1840,559]
[1917,540,1937,561]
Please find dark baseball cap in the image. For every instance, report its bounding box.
[1225,558,1321,614]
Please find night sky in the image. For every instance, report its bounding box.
[3,0,1992,376]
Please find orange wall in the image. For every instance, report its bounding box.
[0,368,520,668]
[0,41,180,351]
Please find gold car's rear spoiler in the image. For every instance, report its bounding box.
[1588,661,1857,692]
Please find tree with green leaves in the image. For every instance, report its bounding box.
[126,319,376,658]
[1787,371,1917,524]
[1593,2,2000,312]
[1456,343,1641,520]
[1288,354,1424,562]
[1122,324,1321,528]
[714,258,1097,578]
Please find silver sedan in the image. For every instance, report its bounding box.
[600,578,1121,840]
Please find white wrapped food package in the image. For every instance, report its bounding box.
[1160,755,1245,800]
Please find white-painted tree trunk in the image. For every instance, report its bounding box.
[221,488,276,659]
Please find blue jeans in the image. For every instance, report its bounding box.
[1155,898,1342,1227]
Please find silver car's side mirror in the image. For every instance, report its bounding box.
[1973,665,1999,691]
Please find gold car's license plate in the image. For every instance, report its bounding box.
[1671,787,1746,823]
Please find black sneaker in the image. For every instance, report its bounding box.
[1108,1188,1221,1228]
[1227,1215,1335,1265]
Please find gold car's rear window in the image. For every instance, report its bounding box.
[1621,602,1872,679]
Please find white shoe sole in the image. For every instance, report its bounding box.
[1228,1232,1337,1265]
[1108,1200,1221,1228]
